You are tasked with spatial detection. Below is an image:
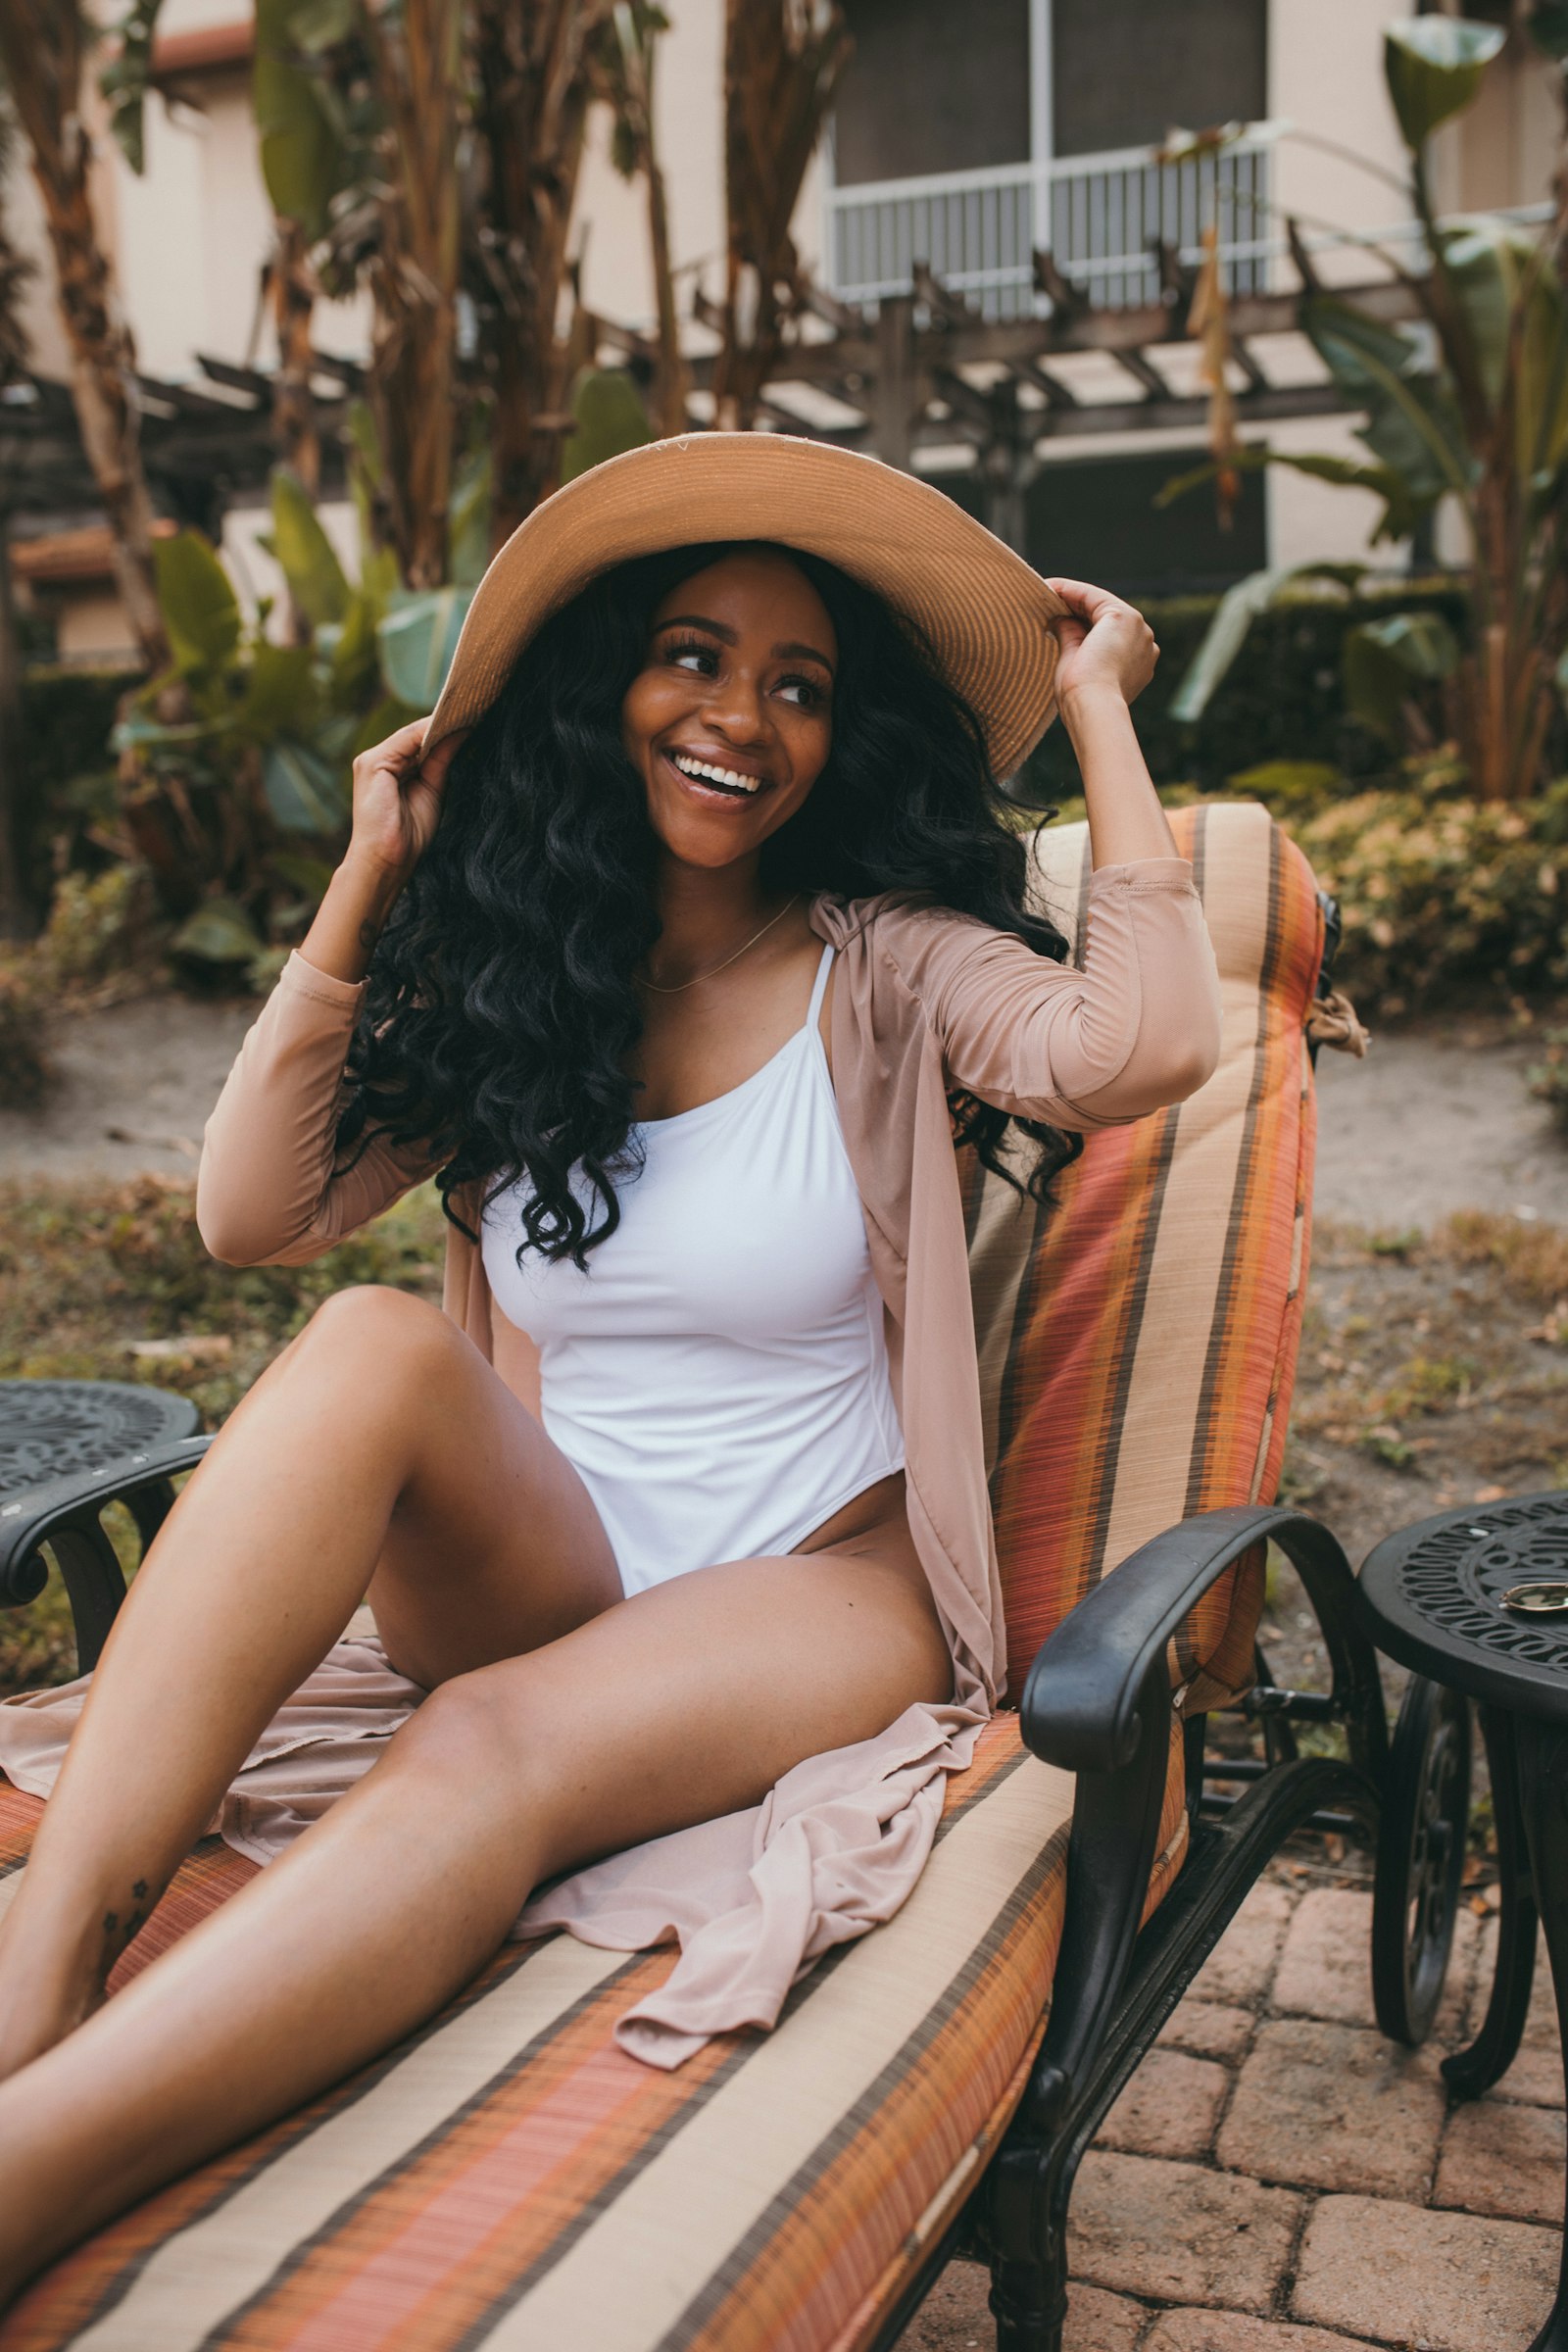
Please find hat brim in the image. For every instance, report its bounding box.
[424,434,1065,782]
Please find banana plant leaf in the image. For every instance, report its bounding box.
[171,899,268,965]
[1439,217,1568,479]
[154,533,243,676]
[1343,610,1461,736]
[253,0,345,238]
[101,0,167,175]
[262,736,350,833]
[271,849,337,900]
[1168,564,1364,724]
[377,588,474,709]
[270,468,352,629]
[321,591,383,704]
[1384,17,1505,151]
[561,368,654,485]
[237,642,322,740]
[449,448,494,589]
[350,696,424,759]
[1157,443,1427,544]
[1300,296,1469,503]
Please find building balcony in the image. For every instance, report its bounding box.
[822,123,1280,318]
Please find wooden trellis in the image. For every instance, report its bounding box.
[0,258,1412,557]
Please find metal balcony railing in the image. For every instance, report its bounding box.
[823,124,1280,318]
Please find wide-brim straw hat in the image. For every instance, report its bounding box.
[424,433,1066,781]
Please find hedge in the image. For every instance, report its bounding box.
[1014,578,1474,804]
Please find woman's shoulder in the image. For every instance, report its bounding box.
[808,890,986,954]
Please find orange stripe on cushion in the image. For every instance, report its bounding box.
[981,804,1326,1715]
[212,1967,726,2352]
[0,1938,577,2352]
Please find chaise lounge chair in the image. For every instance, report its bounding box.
[0,798,1457,2352]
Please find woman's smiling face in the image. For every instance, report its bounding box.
[620,547,837,870]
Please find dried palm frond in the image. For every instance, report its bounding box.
[712,0,850,433]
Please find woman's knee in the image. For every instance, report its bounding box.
[289,1285,460,1397]
[387,1662,538,1788]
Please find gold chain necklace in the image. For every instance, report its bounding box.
[639,894,801,995]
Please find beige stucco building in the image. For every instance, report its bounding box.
[5,0,1561,660]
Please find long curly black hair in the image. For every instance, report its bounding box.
[337,540,1080,1266]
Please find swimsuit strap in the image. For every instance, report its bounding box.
[806,941,834,1030]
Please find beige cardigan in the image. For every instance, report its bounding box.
[2,858,1222,2068]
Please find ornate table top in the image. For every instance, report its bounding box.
[0,1380,200,1500]
[1358,1492,1568,1724]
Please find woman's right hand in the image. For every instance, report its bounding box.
[347,718,468,883]
[296,720,470,983]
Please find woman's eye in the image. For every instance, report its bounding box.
[663,639,718,675]
[778,675,826,709]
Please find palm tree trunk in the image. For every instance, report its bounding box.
[0,513,30,938]
[712,0,850,434]
[472,0,608,546]
[645,145,688,438]
[270,218,319,497]
[364,0,463,588]
[0,0,169,669]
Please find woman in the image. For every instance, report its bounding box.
[0,434,1220,2300]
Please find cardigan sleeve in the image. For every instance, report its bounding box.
[196,952,441,1267]
[885,856,1223,1130]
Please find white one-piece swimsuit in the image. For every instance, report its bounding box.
[481,945,906,1596]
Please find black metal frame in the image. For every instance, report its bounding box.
[1,1437,211,1671]
[932,1505,1389,2352]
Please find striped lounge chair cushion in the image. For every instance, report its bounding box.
[0,800,1324,2352]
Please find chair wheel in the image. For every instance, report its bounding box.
[1372,1675,1471,2045]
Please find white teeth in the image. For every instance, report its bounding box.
[671,752,763,794]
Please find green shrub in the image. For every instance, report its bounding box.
[1530,1028,1568,1135]
[0,956,50,1107]
[1292,780,1568,1015]
[40,862,163,999]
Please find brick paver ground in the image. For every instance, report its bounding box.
[901,1867,1565,2351]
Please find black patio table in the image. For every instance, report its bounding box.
[0,1379,205,1669]
[1358,1491,1568,2352]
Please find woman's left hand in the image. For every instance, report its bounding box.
[1046,578,1159,711]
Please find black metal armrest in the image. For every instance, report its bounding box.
[1015,1503,1383,2135]
[1021,1503,1381,1776]
[0,1436,213,1668]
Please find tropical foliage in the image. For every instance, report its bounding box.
[1291,776,1568,1010]
[1167,14,1568,803]
[111,468,471,971]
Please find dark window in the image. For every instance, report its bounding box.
[935,447,1266,598]
[1052,0,1267,157]
[1026,447,1265,594]
[833,0,1031,185]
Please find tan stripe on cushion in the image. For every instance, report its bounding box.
[65,1937,628,2352]
[472,1753,1075,2352]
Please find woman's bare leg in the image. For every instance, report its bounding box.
[0,1286,620,2078]
[0,1535,950,2305]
